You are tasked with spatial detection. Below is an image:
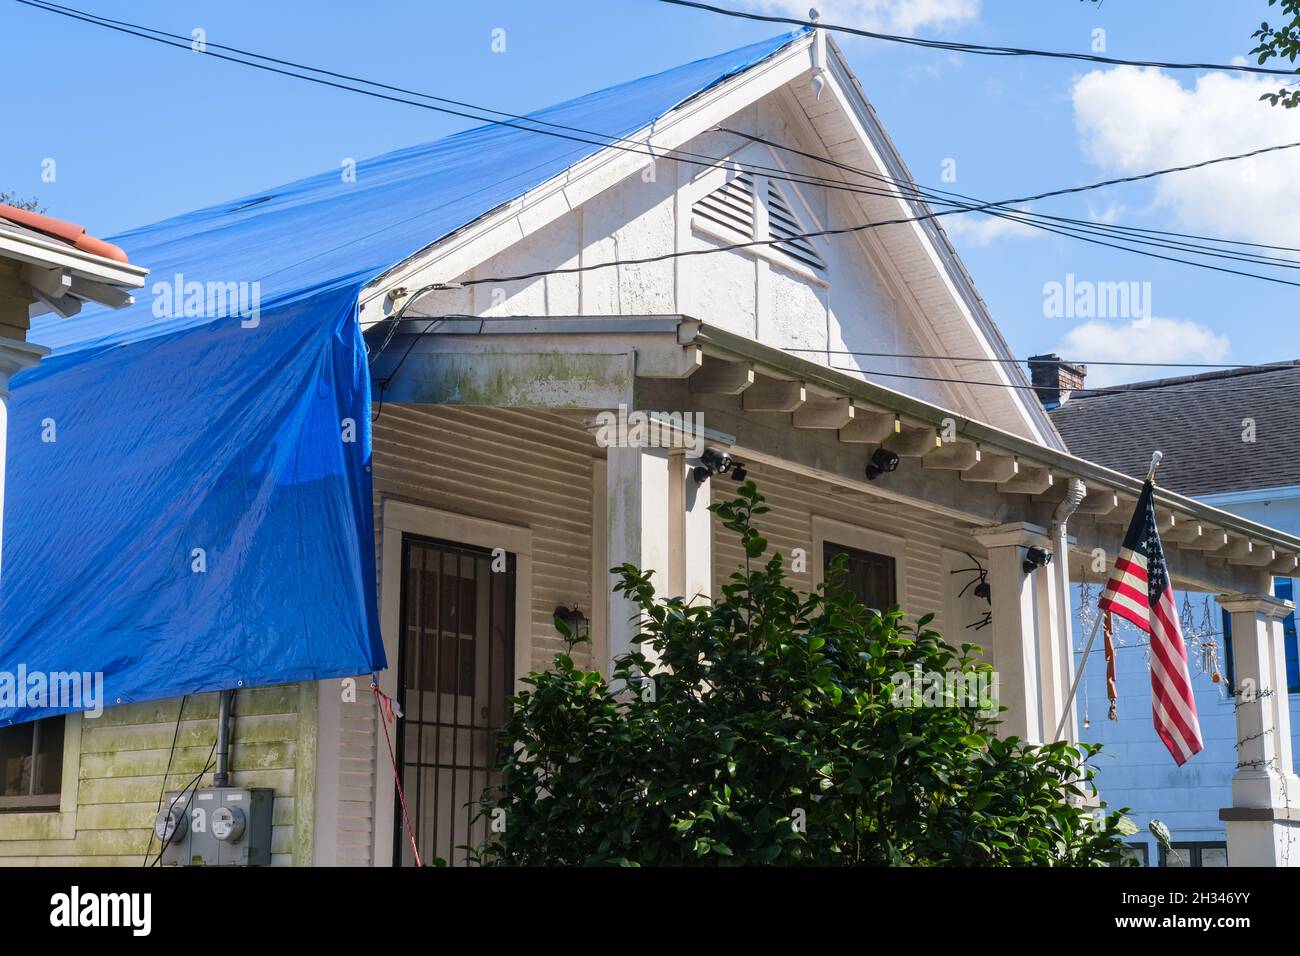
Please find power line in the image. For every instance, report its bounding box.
[784,349,1299,370]
[726,128,1300,258]
[23,0,1300,289]
[656,0,1300,78]
[825,365,1300,397]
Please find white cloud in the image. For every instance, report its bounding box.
[1053,317,1230,387]
[1071,66,1300,246]
[943,205,1037,246]
[742,0,979,33]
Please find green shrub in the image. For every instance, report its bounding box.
[480,481,1127,866]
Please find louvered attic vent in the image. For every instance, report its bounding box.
[692,172,826,275]
[693,171,755,240]
[766,181,825,274]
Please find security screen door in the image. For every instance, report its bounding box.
[395,534,515,866]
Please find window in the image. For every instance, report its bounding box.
[1117,843,1149,866]
[1160,841,1227,867]
[1222,576,1300,693]
[823,541,897,612]
[0,717,65,810]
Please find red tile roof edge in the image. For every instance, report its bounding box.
[0,204,129,264]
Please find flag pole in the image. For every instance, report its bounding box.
[1054,450,1163,742]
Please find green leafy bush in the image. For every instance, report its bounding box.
[480,481,1127,866]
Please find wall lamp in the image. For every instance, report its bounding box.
[553,605,590,640]
[865,447,900,481]
[693,448,745,484]
[1022,546,1052,574]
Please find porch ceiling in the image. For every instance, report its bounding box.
[372,312,1300,593]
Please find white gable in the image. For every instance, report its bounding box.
[363,32,1060,447]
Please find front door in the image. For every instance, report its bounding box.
[395,534,515,866]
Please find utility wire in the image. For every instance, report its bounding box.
[826,366,1300,397]
[656,0,1300,78]
[785,349,1300,370]
[21,0,1300,287]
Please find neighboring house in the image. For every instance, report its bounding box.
[0,30,1295,867]
[1044,359,1300,866]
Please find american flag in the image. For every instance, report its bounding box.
[1097,480,1204,765]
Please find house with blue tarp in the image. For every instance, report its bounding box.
[2,28,1298,866]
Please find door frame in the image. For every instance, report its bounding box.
[372,498,532,866]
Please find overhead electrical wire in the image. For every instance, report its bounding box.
[785,350,1300,370]
[655,0,1300,78]
[22,0,1300,295]
[23,0,1299,392]
[19,0,1300,290]
[826,366,1300,397]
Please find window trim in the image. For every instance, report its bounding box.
[0,713,81,840]
[1160,840,1228,867]
[810,516,907,612]
[1119,842,1150,866]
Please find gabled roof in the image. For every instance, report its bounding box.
[27,30,807,358]
[1049,362,1300,497]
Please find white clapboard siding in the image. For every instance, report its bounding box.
[331,405,598,865]
[712,461,985,641]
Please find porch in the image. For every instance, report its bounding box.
[340,313,1300,866]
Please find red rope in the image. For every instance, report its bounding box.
[373,679,422,867]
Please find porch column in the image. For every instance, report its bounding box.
[973,522,1054,743]
[0,338,48,582]
[1219,592,1300,866]
[604,444,713,675]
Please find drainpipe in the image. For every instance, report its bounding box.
[1051,479,1087,741]
[213,689,234,787]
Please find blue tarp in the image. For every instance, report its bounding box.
[0,31,806,723]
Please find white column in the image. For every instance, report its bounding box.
[973,523,1054,743]
[682,459,713,605]
[0,337,49,582]
[603,444,714,676]
[1220,592,1300,866]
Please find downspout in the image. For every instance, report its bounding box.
[214,688,234,787]
[1051,479,1087,741]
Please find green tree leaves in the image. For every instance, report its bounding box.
[478,482,1128,866]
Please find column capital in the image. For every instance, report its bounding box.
[972,521,1050,551]
[0,336,49,385]
[1219,592,1295,618]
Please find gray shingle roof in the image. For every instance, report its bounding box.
[1047,362,1300,497]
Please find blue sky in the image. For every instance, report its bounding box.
[2,0,1295,385]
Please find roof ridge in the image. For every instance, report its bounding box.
[1069,360,1300,398]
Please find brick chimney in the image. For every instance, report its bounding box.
[1028,353,1087,408]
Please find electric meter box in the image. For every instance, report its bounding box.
[157,787,274,866]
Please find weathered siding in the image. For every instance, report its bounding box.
[322,405,599,865]
[0,684,310,866]
[712,460,986,641]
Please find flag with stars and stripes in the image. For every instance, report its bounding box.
[1097,480,1204,765]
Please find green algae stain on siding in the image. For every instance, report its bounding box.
[0,684,311,866]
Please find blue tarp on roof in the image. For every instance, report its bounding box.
[0,31,805,723]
